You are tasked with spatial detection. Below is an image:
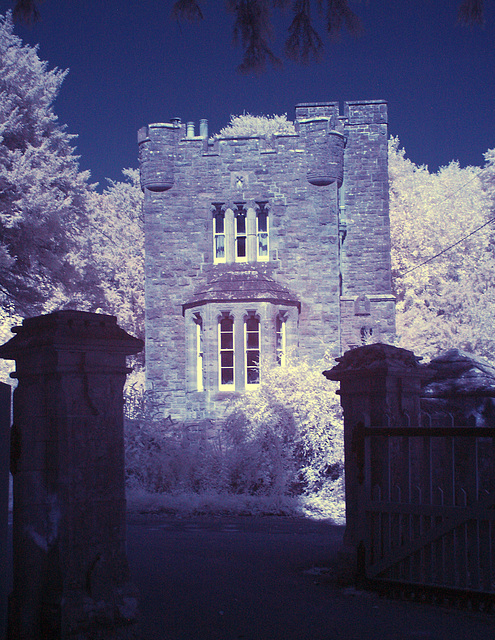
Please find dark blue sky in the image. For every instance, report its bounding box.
[7,0,495,189]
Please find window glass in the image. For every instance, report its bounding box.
[245,315,260,385]
[195,317,204,391]
[219,316,234,386]
[236,212,246,234]
[215,234,225,259]
[276,315,286,367]
[213,206,226,263]
[235,206,247,261]
[220,330,233,350]
[257,204,269,260]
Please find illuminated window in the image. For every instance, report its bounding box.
[213,201,269,264]
[257,202,269,261]
[219,314,235,388]
[234,204,247,262]
[245,313,260,385]
[276,313,287,367]
[194,314,204,391]
[213,203,226,263]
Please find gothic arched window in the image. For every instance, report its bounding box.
[193,313,204,391]
[276,313,287,367]
[219,314,235,388]
[245,313,260,385]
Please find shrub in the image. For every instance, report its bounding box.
[218,114,296,138]
[124,353,344,501]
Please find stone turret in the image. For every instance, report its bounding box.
[138,121,182,192]
[296,103,345,187]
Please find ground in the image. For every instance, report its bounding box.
[127,514,495,640]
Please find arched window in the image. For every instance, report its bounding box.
[245,313,260,385]
[213,203,226,263]
[193,313,204,391]
[234,204,247,262]
[276,313,287,367]
[219,314,235,388]
[257,202,269,261]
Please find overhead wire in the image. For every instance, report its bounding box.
[397,164,495,277]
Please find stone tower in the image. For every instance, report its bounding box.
[138,101,395,422]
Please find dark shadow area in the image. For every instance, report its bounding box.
[126,514,495,640]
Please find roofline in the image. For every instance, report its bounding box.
[182,297,301,316]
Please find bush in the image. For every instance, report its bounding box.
[218,114,296,138]
[224,354,344,495]
[124,354,344,503]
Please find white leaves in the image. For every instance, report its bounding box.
[390,137,495,359]
[79,169,144,338]
[218,114,296,138]
[224,353,344,494]
[0,12,90,312]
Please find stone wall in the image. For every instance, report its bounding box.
[139,101,395,422]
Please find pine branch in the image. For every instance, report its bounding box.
[171,0,204,22]
[12,0,40,23]
[228,0,282,73]
[285,0,323,63]
[318,0,362,38]
[458,0,484,25]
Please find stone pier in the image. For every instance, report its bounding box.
[0,382,11,640]
[0,311,143,639]
[323,343,425,553]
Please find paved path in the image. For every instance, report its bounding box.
[127,515,495,640]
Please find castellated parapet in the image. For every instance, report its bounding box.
[139,101,395,423]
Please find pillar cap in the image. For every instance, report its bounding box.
[423,349,495,398]
[0,310,143,360]
[323,343,423,381]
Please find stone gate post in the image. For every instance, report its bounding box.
[0,381,11,640]
[323,344,424,556]
[0,311,143,640]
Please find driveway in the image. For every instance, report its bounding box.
[127,515,495,640]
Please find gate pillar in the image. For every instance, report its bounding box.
[0,381,11,640]
[324,344,424,554]
[0,311,143,639]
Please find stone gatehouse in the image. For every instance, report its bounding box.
[138,101,395,422]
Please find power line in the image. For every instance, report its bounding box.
[401,215,495,276]
[397,164,494,277]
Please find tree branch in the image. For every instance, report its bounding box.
[12,0,40,23]
[285,0,323,63]
[458,0,484,25]
[171,0,204,22]
[318,0,362,38]
[228,0,282,73]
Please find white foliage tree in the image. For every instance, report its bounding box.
[83,169,144,340]
[218,113,296,138]
[389,137,495,359]
[0,12,91,314]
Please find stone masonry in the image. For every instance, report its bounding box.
[0,311,142,639]
[139,101,395,423]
